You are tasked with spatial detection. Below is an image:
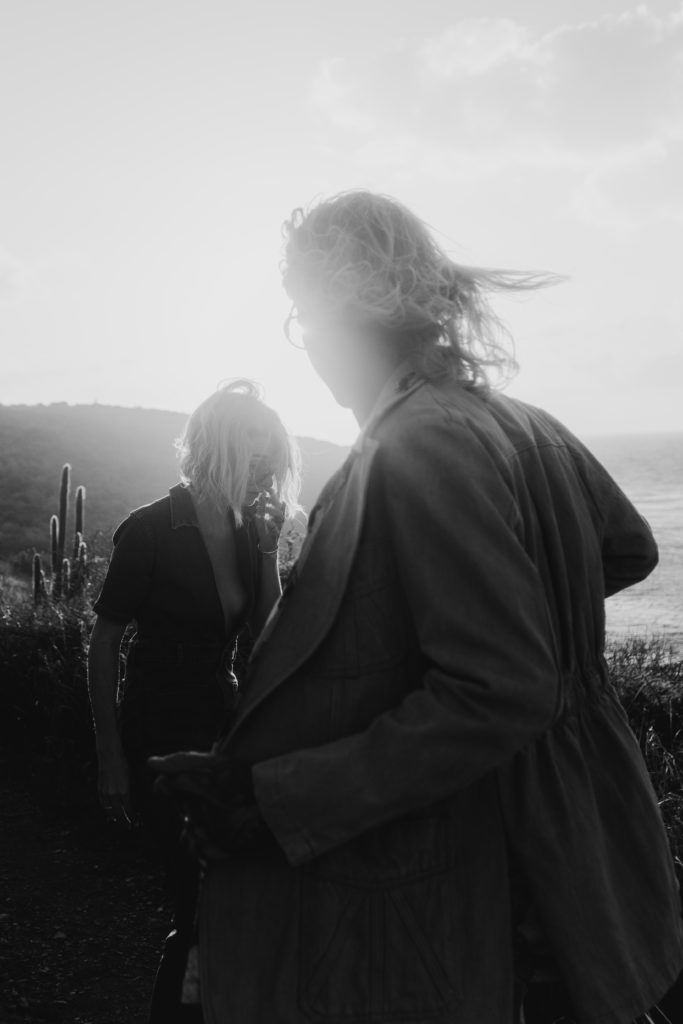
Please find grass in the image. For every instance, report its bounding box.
[0,579,98,806]
[606,635,683,871]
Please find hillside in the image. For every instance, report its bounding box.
[0,403,349,565]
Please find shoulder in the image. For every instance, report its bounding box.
[376,381,593,463]
[480,395,611,495]
[373,380,520,475]
[112,493,172,544]
[368,382,524,517]
[130,492,173,522]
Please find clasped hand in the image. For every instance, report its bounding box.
[242,488,286,554]
[148,750,269,863]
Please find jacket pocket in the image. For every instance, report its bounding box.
[298,814,461,1022]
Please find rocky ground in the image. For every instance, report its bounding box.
[0,750,171,1024]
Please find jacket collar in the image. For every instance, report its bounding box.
[223,371,426,744]
[169,483,199,529]
[353,362,423,455]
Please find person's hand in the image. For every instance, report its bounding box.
[181,800,270,864]
[243,488,286,556]
[97,747,134,826]
[148,751,271,863]
[150,750,229,860]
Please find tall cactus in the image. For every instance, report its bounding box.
[59,464,69,553]
[75,486,85,544]
[52,464,70,600]
[70,486,87,597]
[69,534,88,598]
[40,464,88,603]
[50,515,59,576]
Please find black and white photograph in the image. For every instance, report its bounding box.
[1,2,682,1022]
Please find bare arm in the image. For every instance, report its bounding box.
[250,550,282,637]
[247,491,285,637]
[87,614,132,823]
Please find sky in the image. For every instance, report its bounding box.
[1,0,682,445]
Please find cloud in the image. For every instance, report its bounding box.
[417,6,683,151]
[306,6,683,229]
[418,18,536,79]
[311,6,683,151]
[534,7,683,149]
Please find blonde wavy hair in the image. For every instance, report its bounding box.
[282,190,561,390]
[175,379,301,525]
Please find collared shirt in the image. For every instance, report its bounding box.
[93,483,258,644]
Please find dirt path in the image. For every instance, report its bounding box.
[0,752,171,1024]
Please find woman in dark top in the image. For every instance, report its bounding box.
[87,378,300,1022]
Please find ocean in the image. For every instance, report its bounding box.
[585,433,683,656]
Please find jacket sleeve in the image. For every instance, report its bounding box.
[252,413,562,865]
[599,477,658,597]
[543,418,659,598]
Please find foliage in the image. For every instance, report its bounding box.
[33,463,89,605]
[605,635,683,872]
[0,445,111,807]
[0,589,97,807]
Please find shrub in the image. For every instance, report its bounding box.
[0,587,97,807]
[606,635,683,872]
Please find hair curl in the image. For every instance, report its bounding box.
[175,379,301,525]
[282,191,562,390]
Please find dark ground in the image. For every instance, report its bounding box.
[2,747,683,1024]
[0,750,171,1024]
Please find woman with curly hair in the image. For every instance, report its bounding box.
[154,194,683,1024]
[88,379,300,1022]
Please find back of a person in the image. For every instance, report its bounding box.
[121,491,229,646]
[150,190,683,1024]
[193,376,682,1024]
[447,386,650,669]
[447,385,682,1021]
